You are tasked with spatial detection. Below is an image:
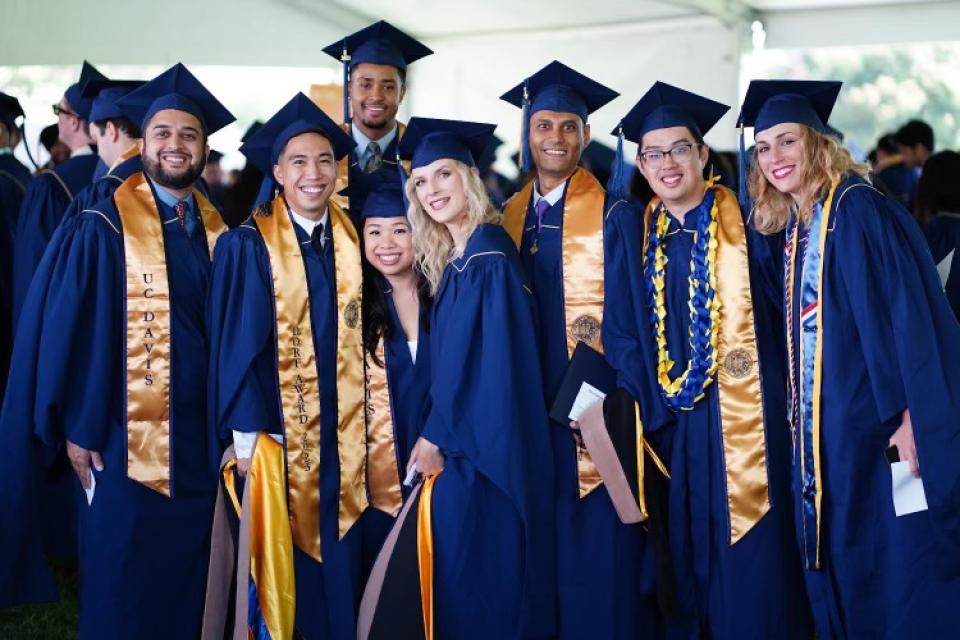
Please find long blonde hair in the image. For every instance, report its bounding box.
[750,125,869,234]
[406,160,501,294]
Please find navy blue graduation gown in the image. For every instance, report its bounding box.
[923,213,960,321]
[207,212,362,640]
[788,176,960,638]
[358,281,432,579]
[513,183,661,639]
[63,154,144,224]
[0,181,220,638]
[421,223,555,639]
[12,153,99,325]
[0,154,32,402]
[604,191,811,638]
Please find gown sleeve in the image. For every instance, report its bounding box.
[206,226,280,444]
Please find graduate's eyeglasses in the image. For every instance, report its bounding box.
[640,143,699,168]
[52,103,78,118]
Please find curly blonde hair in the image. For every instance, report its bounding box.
[750,125,869,234]
[406,160,501,294]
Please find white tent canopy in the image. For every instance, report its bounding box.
[3,0,957,154]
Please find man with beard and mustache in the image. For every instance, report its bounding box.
[499,61,668,639]
[203,93,364,640]
[0,63,233,640]
[11,61,106,325]
[322,20,432,227]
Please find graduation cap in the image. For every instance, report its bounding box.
[241,120,264,143]
[500,60,619,174]
[63,61,108,121]
[397,117,497,171]
[207,149,224,163]
[735,79,842,210]
[322,20,433,125]
[116,63,235,135]
[85,80,147,124]
[477,134,504,175]
[239,92,355,176]
[0,91,25,132]
[608,81,729,198]
[340,171,407,221]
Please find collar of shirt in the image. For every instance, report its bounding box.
[149,177,196,216]
[532,179,567,209]
[289,207,329,244]
[352,123,398,159]
[71,145,94,158]
[0,147,12,156]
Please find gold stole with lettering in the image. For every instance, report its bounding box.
[364,337,404,517]
[642,185,770,543]
[114,171,226,496]
[503,167,606,498]
[253,195,367,561]
[332,121,408,212]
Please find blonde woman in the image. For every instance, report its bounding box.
[741,79,960,638]
[359,118,555,640]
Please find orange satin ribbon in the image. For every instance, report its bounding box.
[113,171,226,496]
[254,196,367,560]
[642,185,770,544]
[364,337,404,517]
[418,473,439,640]
[503,167,607,498]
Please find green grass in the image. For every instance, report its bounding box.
[0,566,79,639]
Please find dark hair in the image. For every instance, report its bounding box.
[94,117,142,139]
[914,150,960,227]
[40,124,60,151]
[361,258,431,368]
[894,119,934,151]
[875,133,899,155]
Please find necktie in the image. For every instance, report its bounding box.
[364,141,383,174]
[174,201,196,236]
[311,221,325,254]
[535,197,550,232]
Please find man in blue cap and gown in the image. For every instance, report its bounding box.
[0,91,32,401]
[321,20,432,226]
[499,61,664,639]
[601,81,811,638]
[204,92,366,640]
[740,78,960,639]
[11,61,107,324]
[0,62,233,639]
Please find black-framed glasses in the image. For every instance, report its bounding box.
[52,103,78,118]
[640,143,700,167]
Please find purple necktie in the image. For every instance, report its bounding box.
[535,197,550,232]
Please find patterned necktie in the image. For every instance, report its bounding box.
[535,197,550,232]
[310,221,325,254]
[174,200,197,237]
[363,141,383,174]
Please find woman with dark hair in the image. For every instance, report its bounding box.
[917,150,960,320]
[743,79,960,639]
[356,179,433,576]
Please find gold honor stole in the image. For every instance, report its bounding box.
[643,185,770,543]
[503,167,606,497]
[114,171,226,496]
[418,473,439,640]
[365,339,404,517]
[108,143,140,175]
[332,121,408,212]
[253,196,367,561]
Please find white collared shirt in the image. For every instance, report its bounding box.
[352,123,398,161]
[289,207,329,246]
[70,145,94,158]
[532,180,567,210]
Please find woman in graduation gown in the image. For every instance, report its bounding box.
[355,177,433,576]
[359,117,555,640]
[742,79,960,638]
[601,82,810,639]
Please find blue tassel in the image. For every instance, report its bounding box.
[520,79,531,176]
[397,152,409,211]
[738,125,750,214]
[607,124,625,200]
[341,40,351,126]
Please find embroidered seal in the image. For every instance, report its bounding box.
[571,314,601,344]
[724,348,754,379]
[344,299,360,329]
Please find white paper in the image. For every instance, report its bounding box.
[403,463,419,488]
[84,471,96,506]
[569,382,607,421]
[891,461,928,516]
[937,249,954,290]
